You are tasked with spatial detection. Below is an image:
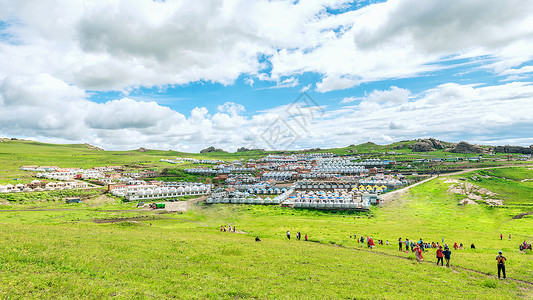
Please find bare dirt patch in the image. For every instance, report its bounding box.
[85,194,118,206]
[443,178,459,183]
[447,181,502,206]
[93,215,165,223]
[512,212,533,220]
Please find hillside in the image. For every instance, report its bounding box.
[0,166,532,298]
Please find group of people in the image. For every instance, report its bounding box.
[254,231,510,280]
[219,224,236,233]
[349,235,385,248]
[286,230,308,241]
[398,237,454,252]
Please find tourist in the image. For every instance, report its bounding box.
[470,243,475,249]
[255,236,261,242]
[410,240,415,252]
[459,243,464,250]
[405,239,410,252]
[398,238,403,251]
[414,244,423,262]
[305,234,308,241]
[286,230,291,240]
[436,246,444,266]
[360,235,365,247]
[368,237,375,249]
[386,240,389,246]
[443,247,452,267]
[508,234,511,240]
[500,233,503,240]
[233,226,236,233]
[297,231,301,240]
[453,242,458,250]
[496,251,506,279]
[220,225,224,232]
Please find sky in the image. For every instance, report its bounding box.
[1,0,533,152]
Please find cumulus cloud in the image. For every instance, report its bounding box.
[2,0,532,92]
[1,73,532,150]
[1,1,533,150]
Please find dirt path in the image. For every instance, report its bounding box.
[379,175,435,203]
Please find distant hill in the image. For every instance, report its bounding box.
[0,137,531,155]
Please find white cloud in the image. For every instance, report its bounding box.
[1,1,533,150]
[3,0,532,92]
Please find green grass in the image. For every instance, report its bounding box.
[0,167,532,298]
[1,141,533,298]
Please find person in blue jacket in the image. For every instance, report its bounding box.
[443,247,452,267]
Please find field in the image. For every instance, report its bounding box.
[0,167,532,298]
[1,140,532,298]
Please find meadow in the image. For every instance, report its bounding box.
[0,167,532,298]
[1,140,532,298]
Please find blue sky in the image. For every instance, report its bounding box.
[1,0,533,151]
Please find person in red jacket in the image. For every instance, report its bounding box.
[414,244,423,262]
[436,246,444,266]
[453,242,458,250]
[368,236,375,248]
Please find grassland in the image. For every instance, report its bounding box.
[1,140,532,298]
[0,166,532,298]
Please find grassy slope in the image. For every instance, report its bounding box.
[0,167,532,298]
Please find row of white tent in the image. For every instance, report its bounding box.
[295,182,359,189]
[112,184,210,201]
[261,171,296,181]
[206,196,282,205]
[282,199,370,210]
[0,181,88,193]
[247,188,287,194]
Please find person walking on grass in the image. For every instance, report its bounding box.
[360,235,365,247]
[496,251,507,279]
[405,238,410,252]
[443,247,452,267]
[297,231,301,240]
[305,234,308,241]
[414,244,423,262]
[436,246,444,266]
[500,233,503,240]
[286,230,291,240]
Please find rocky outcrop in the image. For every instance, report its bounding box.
[137,147,149,152]
[494,145,533,154]
[236,147,264,152]
[412,142,433,152]
[84,143,104,151]
[411,138,446,152]
[450,141,484,154]
[200,146,225,153]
